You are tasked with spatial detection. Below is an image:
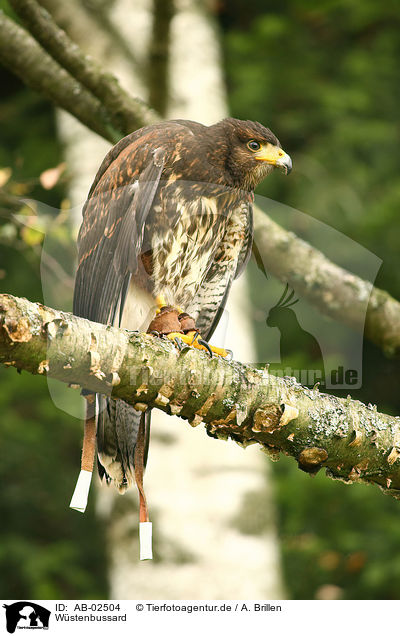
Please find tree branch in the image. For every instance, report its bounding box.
[40,0,141,79]
[147,0,174,116]
[7,0,158,135]
[1,292,400,501]
[0,9,120,143]
[254,207,400,358]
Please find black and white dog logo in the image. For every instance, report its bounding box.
[2,602,50,633]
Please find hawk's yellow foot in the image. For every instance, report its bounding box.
[147,306,231,358]
[166,330,231,358]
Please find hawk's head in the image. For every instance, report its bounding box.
[208,117,292,190]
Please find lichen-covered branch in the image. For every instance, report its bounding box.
[1,292,400,501]
[254,207,400,358]
[8,0,158,135]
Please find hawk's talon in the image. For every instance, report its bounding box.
[174,336,184,351]
[190,331,201,345]
[161,330,230,358]
[197,339,213,358]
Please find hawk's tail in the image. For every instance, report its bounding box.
[96,396,151,497]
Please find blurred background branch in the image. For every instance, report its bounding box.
[254,207,400,358]
[147,0,174,116]
[6,0,158,136]
[0,10,120,141]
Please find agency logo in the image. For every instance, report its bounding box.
[265,283,326,388]
[2,602,50,633]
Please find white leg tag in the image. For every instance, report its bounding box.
[70,469,93,513]
[139,521,153,560]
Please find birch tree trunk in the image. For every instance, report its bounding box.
[55,0,284,599]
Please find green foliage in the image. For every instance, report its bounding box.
[0,369,107,599]
[272,455,400,600]
[222,0,400,599]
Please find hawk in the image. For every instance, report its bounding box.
[73,117,291,512]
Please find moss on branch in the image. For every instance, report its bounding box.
[1,293,400,502]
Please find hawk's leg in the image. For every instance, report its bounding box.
[147,305,231,358]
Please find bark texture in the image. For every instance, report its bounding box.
[1,293,400,502]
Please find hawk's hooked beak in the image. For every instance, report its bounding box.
[254,144,292,175]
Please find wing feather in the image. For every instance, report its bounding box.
[73,151,165,324]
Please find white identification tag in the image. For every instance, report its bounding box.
[69,469,93,513]
[139,521,153,560]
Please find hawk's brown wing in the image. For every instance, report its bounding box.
[73,145,165,325]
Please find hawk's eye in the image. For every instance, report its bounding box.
[247,140,261,152]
